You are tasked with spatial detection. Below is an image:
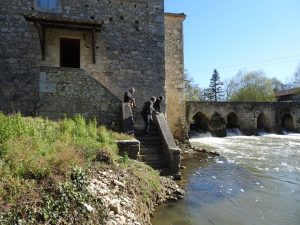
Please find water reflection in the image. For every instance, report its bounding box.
[152,134,300,225]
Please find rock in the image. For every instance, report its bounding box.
[113,179,125,188]
[83,203,94,212]
[180,166,186,169]
[109,200,121,214]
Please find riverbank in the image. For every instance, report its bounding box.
[0,113,184,224]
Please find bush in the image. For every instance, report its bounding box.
[0,167,106,225]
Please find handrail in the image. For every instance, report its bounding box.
[153,113,181,180]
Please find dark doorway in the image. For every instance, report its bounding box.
[60,38,80,68]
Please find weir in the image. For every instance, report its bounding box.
[187,101,300,136]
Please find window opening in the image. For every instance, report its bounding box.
[60,38,80,68]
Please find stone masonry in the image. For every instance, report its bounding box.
[38,66,121,127]
[187,101,300,135]
[164,13,187,141]
[1,0,184,130]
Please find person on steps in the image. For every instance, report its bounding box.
[124,87,136,108]
[141,96,158,134]
[153,95,164,113]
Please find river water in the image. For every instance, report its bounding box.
[152,133,300,225]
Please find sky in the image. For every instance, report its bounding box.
[165,0,300,88]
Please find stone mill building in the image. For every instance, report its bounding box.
[0,0,187,139]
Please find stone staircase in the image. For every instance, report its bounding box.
[134,122,167,170]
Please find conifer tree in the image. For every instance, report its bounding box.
[204,69,224,101]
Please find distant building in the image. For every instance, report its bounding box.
[275,87,300,102]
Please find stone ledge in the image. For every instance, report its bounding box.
[116,139,140,160]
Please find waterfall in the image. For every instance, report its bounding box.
[226,128,242,137]
[257,129,269,136]
[189,131,213,139]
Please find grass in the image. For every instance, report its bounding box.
[0,112,161,224]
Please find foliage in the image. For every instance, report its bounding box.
[0,167,106,225]
[184,70,203,101]
[203,69,224,101]
[0,113,164,224]
[0,113,120,210]
[285,63,300,88]
[118,158,161,201]
[226,70,276,102]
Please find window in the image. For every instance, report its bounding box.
[60,38,80,68]
[36,0,60,11]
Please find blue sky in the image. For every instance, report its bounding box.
[165,0,300,87]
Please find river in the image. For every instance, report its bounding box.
[152,133,300,225]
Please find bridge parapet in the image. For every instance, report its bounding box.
[186,101,300,136]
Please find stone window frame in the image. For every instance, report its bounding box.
[35,0,62,13]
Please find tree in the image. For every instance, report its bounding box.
[228,70,276,102]
[286,63,300,88]
[184,70,203,101]
[204,69,224,101]
[223,78,236,101]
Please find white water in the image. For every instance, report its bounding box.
[191,133,300,172]
[225,128,242,136]
[153,133,300,225]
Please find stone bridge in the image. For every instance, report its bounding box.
[186,101,300,136]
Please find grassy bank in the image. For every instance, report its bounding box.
[0,113,161,224]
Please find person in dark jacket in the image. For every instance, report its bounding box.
[153,96,164,113]
[141,96,158,134]
[124,87,136,107]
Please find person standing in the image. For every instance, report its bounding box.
[141,96,158,134]
[153,96,164,113]
[124,87,136,108]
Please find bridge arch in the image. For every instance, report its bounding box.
[190,112,210,132]
[226,112,239,129]
[210,112,226,136]
[257,113,270,132]
[281,113,294,132]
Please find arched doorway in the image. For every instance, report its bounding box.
[226,112,239,129]
[281,113,294,132]
[257,113,270,133]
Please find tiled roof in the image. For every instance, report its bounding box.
[275,87,300,97]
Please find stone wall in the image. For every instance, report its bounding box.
[1,0,166,125]
[164,13,187,141]
[0,1,41,115]
[38,66,122,127]
[187,102,300,135]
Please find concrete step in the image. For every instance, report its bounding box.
[140,154,164,161]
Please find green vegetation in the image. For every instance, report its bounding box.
[203,69,224,102]
[0,113,159,224]
[185,70,203,101]
[225,70,278,102]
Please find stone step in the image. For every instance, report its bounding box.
[140,148,161,155]
[140,154,164,161]
[140,141,162,147]
[134,124,158,130]
[144,161,166,169]
[136,135,161,142]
